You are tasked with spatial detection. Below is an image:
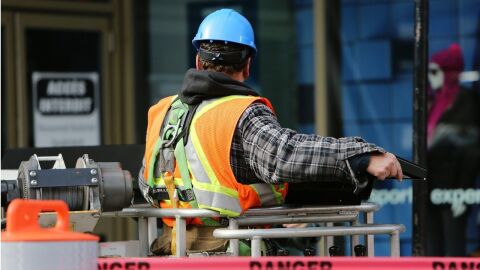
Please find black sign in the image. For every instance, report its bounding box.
[36,78,95,115]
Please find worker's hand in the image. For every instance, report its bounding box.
[282,223,308,228]
[366,152,403,181]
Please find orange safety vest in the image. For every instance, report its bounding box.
[143,95,288,226]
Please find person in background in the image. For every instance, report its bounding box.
[426,43,480,256]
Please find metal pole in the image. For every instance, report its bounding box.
[137,217,149,257]
[391,231,401,257]
[365,211,374,257]
[351,220,359,256]
[251,237,262,257]
[175,215,187,257]
[147,217,158,249]
[229,218,239,256]
[326,222,334,253]
[412,0,429,256]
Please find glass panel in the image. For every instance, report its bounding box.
[339,0,480,257]
[2,26,7,156]
[146,0,298,128]
[426,0,480,257]
[339,0,415,256]
[294,0,315,134]
[25,29,102,146]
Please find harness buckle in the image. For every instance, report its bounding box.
[182,189,196,201]
[163,172,178,208]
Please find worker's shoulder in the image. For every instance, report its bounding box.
[245,100,274,115]
[237,100,276,127]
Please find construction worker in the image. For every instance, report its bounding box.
[139,8,403,255]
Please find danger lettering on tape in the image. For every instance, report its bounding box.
[97,261,150,270]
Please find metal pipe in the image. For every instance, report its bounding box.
[236,213,357,226]
[106,207,224,218]
[365,211,375,257]
[147,217,158,249]
[229,218,239,256]
[104,203,378,219]
[412,0,429,256]
[175,216,187,257]
[36,156,63,161]
[351,220,359,256]
[214,224,405,257]
[251,237,262,257]
[391,231,401,257]
[326,222,334,254]
[244,202,378,216]
[137,217,149,257]
[214,224,405,240]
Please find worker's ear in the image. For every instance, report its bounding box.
[196,54,202,70]
[243,57,251,79]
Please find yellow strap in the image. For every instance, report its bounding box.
[163,172,178,255]
[164,172,178,208]
[171,226,177,256]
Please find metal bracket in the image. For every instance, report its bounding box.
[28,168,100,188]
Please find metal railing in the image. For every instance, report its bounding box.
[213,224,405,257]
[102,202,399,258]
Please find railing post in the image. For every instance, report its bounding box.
[147,217,158,249]
[229,218,239,256]
[251,237,262,257]
[175,215,187,257]
[391,230,401,257]
[365,211,374,257]
[138,217,149,257]
[351,219,359,256]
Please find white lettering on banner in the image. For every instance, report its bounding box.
[430,188,480,217]
[46,80,86,96]
[370,187,480,218]
[370,187,413,206]
[38,98,92,114]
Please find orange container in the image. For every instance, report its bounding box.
[2,199,99,270]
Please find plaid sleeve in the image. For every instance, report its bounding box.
[237,102,384,184]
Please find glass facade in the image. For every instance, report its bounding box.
[340,0,415,256]
[146,0,299,129]
[339,0,480,256]
[294,0,315,134]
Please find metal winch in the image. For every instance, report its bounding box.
[13,154,133,212]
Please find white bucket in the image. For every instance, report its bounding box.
[1,199,99,270]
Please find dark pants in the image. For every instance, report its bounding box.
[427,203,468,257]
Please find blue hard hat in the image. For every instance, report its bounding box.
[192,9,257,56]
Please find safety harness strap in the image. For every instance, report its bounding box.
[175,138,220,226]
[154,98,220,227]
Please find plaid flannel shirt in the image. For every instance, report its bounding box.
[231,102,384,185]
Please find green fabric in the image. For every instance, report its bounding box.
[175,138,193,190]
[239,240,251,256]
[148,138,163,187]
[174,137,220,226]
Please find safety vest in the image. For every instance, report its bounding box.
[143,95,288,226]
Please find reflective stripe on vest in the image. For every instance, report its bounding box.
[250,184,278,207]
[186,96,284,216]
